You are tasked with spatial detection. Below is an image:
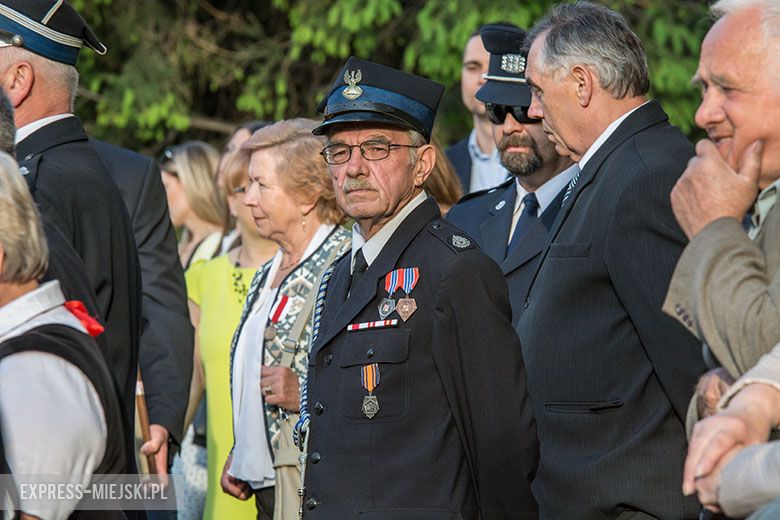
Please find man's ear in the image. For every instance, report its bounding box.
[570,65,594,108]
[413,144,436,187]
[2,61,34,109]
[0,243,5,278]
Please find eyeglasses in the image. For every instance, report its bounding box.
[485,103,535,125]
[320,140,423,165]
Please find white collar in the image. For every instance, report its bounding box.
[15,113,74,145]
[578,101,649,171]
[351,191,428,272]
[0,281,66,340]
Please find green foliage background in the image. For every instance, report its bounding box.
[70,0,712,154]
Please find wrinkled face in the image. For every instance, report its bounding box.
[327,125,425,232]
[526,33,584,161]
[492,113,561,177]
[461,35,490,117]
[694,7,780,187]
[160,170,188,227]
[243,148,301,242]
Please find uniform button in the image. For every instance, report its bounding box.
[305,497,319,510]
[366,348,374,358]
[523,297,530,309]
[432,222,441,230]
[313,402,324,415]
[310,452,322,464]
[25,154,33,161]
[325,353,333,365]
[675,304,683,315]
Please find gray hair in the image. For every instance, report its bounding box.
[525,1,650,99]
[0,91,14,155]
[407,129,426,164]
[0,47,79,111]
[0,151,48,283]
[711,0,780,39]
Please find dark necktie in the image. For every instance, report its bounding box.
[506,192,539,258]
[349,248,368,296]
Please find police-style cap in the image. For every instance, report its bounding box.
[0,0,106,66]
[476,24,531,107]
[313,57,444,142]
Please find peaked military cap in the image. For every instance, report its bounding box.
[313,57,445,142]
[476,24,531,107]
[0,0,106,66]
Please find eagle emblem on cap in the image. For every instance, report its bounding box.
[501,54,526,74]
[342,69,363,100]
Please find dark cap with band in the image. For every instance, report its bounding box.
[313,57,444,142]
[0,0,106,66]
[476,24,531,107]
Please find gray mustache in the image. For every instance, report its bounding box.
[343,179,375,193]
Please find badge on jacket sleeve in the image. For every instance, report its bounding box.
[361,363,380,419]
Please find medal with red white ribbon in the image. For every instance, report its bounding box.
[378,269,401,319]
[264,294,290,341]
[361,363,380,419]
[396,267,419,321]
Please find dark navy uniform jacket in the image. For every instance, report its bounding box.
[17,116,142,476]
[302,197,538,519]
[447,178,566,329]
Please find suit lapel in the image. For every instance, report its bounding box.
[524,100,670,298]
[311,198,440,356]
[501,187,564,274]
[479,185,516,264]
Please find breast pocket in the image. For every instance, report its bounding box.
[339,329,410,422]
[547,241,590,258]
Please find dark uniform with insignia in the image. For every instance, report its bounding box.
[298,58,538,519]
[0,0,142,476]
[447,25,568,328]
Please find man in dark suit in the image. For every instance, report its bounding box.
[446,25,508,193]
[92,140,193,475]
[297,57,538,519]
[519,3,706,518]
[447,24,574,328]
[0,0,142,477]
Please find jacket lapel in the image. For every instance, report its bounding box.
[479,184,516,264]
[311,198,440,356]
[524,100,670,298]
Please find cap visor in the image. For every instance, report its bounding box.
[476,81,532,107]
[313,111,415,136]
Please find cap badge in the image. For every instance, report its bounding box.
[342,69,363,100]
[501,54,526,74]
[451,235,471,249]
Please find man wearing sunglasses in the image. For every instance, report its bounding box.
[447,24,575,328]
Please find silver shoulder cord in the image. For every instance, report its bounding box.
[294,263,336,518]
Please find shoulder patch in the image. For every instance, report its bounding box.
[426,219,477,253]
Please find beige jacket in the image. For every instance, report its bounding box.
[716,344,780,518]
[662,204,780,378]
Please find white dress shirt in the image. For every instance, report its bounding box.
[508,164,578,243]
[0,281,106,520]
[467,129,509,193]
[15,114,74,146]
[351,191,428,273]
[578,101,650,171]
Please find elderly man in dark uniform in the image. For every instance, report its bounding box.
[447,24,574,328]
[0,0,142,477]
[295,57,538,519]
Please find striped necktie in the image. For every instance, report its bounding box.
[561,164,581,206]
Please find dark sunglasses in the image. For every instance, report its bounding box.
[485,103,535,125]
